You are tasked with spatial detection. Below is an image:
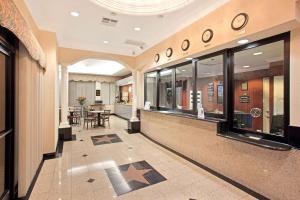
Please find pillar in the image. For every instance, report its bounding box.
[130,70,139,122]
[60,65,69,127]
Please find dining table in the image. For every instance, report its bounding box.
[89,110,105,127]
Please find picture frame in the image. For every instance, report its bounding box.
[96,89,101,96]
[241,82,248,91]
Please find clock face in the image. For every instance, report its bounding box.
[154,54,160,62]
[231,13,249,31]
[181,39,190,51]
[166,48,173,57]
[202,29,213,43]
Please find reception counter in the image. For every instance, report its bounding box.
[114,104,132,120]
[140,110,300,200]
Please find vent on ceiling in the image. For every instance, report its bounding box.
[125,39,146,48]
[100,17,118,27]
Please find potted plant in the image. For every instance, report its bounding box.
[76,96,87,117]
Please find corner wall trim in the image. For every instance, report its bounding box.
[139,132,270,200]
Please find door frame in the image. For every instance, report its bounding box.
[228,32,290,144]
[0,27,16,200]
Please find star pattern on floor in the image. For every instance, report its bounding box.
[122,164,152,185]
[105,160,167,196]
[91,134,123,146]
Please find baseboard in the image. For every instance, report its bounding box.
[112,114,130,121]
[139,131,270,200]
[16,159,44,200]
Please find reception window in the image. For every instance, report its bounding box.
[196,55,224,119]
[175,63,193,111]
[145,72,157,107]
[233,40,285,137]
[159,69,173,109]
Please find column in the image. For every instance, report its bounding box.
[60,65,70,127]
[130,70,139,122]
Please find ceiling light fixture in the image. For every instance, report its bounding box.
[182,69,186,72]
[185,57,193,60]
[103,40,109,44]
[70,11,80,17]
[134,27,141,31]
[243,65,251,68]
[238,39,249,44]
[253,52,263,56]
[90,0,194,16]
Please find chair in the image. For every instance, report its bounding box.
[83,111,97,130]
[100,110,111,128]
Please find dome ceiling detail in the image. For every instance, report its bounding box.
[90,0,194,15]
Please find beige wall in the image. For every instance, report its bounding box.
[136,0,299,72]
[290,28,300,126]
[58,47,135,71]
[69,73,122,83]
[39,31,59,154]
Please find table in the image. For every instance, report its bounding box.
[89,110,105,127]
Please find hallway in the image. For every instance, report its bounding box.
[29,116,255,200]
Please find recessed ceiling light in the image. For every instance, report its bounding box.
[243,65,251,68]
[182,69,186,72]
[103,40,109,44]
[134,27,141,31]
[70,11,80,17]
[204,72,212,75]
[238,39,249,44]
[253,52,263,56]
[185,57,193,60]
[156,67,161,70]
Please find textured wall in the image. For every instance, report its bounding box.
[141,110,300,200]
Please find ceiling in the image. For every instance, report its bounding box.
[68,59,130,76]
[25,0,229,56]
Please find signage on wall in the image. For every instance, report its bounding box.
[217,85,223,104]
[208,82,214,96]
[240,95,250,103]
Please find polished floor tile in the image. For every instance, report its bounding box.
[29,116,257,200]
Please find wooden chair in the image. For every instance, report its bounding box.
[100,110,111,128]
[83,111,96,130]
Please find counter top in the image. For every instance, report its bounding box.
[141,109,226,124]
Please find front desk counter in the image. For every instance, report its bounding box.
[140,109,298,200]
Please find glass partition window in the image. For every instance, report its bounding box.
[175,63,193,110]
[196,55,224,118]
[159,69,173,109]
[145,72,157,107]
[233,41,284,136]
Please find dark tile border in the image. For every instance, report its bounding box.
[140,132,270,200]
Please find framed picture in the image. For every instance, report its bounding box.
[217,85,223,104]
[207,82,214,97]
[96,90,101,96]
[241,82,248,91]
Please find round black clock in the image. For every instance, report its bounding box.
[202,29,213,43]
[166,48,173,58]
[181,39,190,51]
[231,13,249,31]
[154,54,160,63]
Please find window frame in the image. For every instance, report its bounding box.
[144,71,159,109]
[228,32,290,144]
[143,32,290,144]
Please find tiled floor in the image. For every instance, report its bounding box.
[29,116,257,200]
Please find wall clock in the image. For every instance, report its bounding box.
[231,13,249,31]
[166,48,173,57]
[181,39,190,51]
[202,29,213,43]
[154,54,160,62]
